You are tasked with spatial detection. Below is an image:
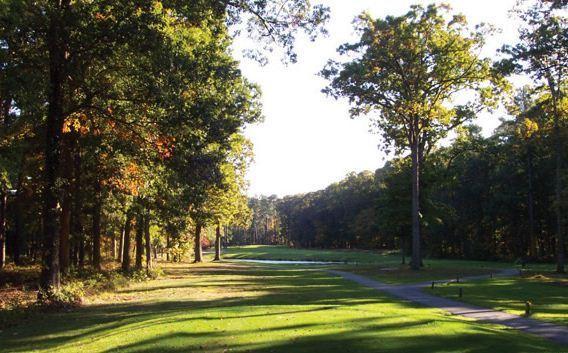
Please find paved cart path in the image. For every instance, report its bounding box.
[329,269,568,346]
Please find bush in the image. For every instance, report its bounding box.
[38,281,85,308]
[128,267,163,281]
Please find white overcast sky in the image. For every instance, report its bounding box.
[234,0,524,197]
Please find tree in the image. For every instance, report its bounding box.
[321,4,505,269]
[508,87,541,258]
[0,0,327,296]
[501,0,567,272]
[209,135,252,261]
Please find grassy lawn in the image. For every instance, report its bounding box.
[340,265,496,285]
[0,261,563,353]
[223,245,523,284]
[222,245,404,265]
[428,274,568,327]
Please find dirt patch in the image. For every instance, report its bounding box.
[0,287,36,310]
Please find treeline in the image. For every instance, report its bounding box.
[230,1,567,268]
[241,90,567,262]
[0,1,328,297]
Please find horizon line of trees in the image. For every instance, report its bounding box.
[237,84,566,264]
[232,1,566,273]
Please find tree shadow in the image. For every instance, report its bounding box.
[0,263,561,353]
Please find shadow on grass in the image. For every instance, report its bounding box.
[0,263,561,353]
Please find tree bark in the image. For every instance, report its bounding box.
[0,188,6,270]
[40,0,71,294]
[194,224,203,263]
[72,144,84,270]
[526,144,537,258]
[78,238,85,269]
[135,213,144,270]
[118,225,124,262]
[214,223,222,261]
[552,91,565,273]
[410,141,421,270]
[92,177,102,271]
[121,212,133,273]
[13,183,23,266]
[59,136,73,275]
[166,233,170,261]
[144,215,152,273]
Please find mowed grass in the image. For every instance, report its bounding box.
[340,265,496,285]
[223,245,520,284]
[0,262,563,353]
[222,245,403,265]
[429,275,568,326]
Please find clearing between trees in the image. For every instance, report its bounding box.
[1,246,565,353]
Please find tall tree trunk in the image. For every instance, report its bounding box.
[13,185,23,266]
[92,177,102,271]
[40,1,71,294]
[135,213,144,270]
[59,137,72,275]
[194,224,203,263]
[0,188,6,270]
[118,225,124,262]
[121,212,133,273]
[527,144,537,258]
[410,141,421,270]
[72,143,84,270]
[552,93,565,273]
[144,215,152,273]
[166,233,170,261]
[59,192,71,274]
[78,238,85,269]
[214,223,221,261]
[546,76,565,273]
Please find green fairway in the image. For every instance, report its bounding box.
[0,262,562,353]
[223,245,521,284]
[429,275,568,326]
[222,245,403,265]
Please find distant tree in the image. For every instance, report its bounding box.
[500,0,567,272]
[322,4,506,270]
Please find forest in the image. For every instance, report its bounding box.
[0,0,567,352]
[230,0,567,271]
[239,114,566,263]
[0,0,329,297]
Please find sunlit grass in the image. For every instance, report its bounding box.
[0,261,562,352]
[222,245,524,284]
[429,274,568,326]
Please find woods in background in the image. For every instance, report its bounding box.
[233,1,566,272]
[240,98,566,263]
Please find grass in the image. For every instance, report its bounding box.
[428,274,568,326]
[222,245,404,265]
[0,261,563,353]
[223,245,518,284]
[340,265,496,284]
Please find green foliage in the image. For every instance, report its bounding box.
[322,3,506,155]
[246,85,566,263]
[38,282,85,308]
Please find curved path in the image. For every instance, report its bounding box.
[329,269,568,346]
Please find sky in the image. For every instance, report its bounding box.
[234,0,524,197]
